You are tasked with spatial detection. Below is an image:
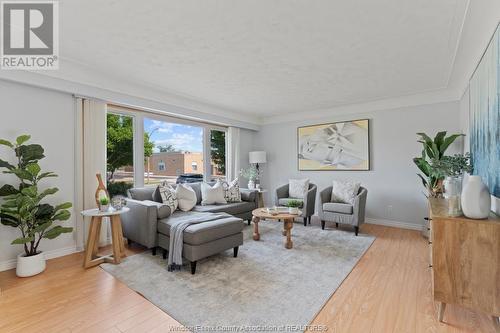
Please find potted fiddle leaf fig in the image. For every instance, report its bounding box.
[0,135,73,277]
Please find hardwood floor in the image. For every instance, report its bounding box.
[0,224,497,333]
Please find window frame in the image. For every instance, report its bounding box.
[106,105,228,186]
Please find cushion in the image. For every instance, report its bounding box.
[158,182,178,212]
[128,187,157,201]
[323,202,353,214]
[176,183,197,212]
[289,179,309,198]
[331,180,361,204]
[278,198,304,207]
[193,201,256,215]
[201,182,227,205]
[157,212,244,245]
[218,178,242,203]
[142,200,172,219]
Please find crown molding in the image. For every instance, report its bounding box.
[259,88,462,125]
[0,66,261,131]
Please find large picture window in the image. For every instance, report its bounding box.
[106,106,228,189]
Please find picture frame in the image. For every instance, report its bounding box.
[297,118,370,171]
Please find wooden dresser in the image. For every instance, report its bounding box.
[428,198,500,327]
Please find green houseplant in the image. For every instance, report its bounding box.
[0,135,73,277]
[285,199,302,214]
[99,197,110,212]
[239,166,261,190]
[413,131,464,198]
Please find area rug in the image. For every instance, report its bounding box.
[101,222,375,329]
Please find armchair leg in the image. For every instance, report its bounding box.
[233,246,239,258]
[303,217,307,226]
[354,226,359,236]
[151,247,157,256]
[247,220,251,226]
[162,248,167,259]
[190,261,197,275]
[321,220,325,230]
[127,239,133,246]
[335,222,339,228]
[308,216,311,225]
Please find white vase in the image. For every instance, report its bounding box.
[16,252,46,277]
[248,180,255,190]
[461,175,491,219]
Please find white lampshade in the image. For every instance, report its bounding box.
[249,151,267,164]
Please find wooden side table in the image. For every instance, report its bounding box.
[80,207,129,268]
[255,189,267,208]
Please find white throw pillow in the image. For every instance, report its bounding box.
[289,179,310,198]
[201,182,227,205]
[176,183,197,211]
[217,178,242,203]
[158,182,178,212]
[331,180,361,204]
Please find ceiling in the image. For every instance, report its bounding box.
[41,1,471,118]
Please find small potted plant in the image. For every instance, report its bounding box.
[286,200,302,215]
[239,166,260,190]
[0,135,73,277]
[99,197,110,212]
[431,153,473,217]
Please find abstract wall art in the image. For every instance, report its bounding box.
[469,23,500,197]
[297,119,369,171]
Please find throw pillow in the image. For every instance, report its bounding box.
[331,180,361,204]
[176,183,197,211]
[289,178,310,198]
[201,182,227,205]
[217,178,242,203]
[158,182,178,212]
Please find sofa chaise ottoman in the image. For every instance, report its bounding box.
[120,183,257,274]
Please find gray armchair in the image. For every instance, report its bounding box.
[318,186,367,236]
[275,183,317,226]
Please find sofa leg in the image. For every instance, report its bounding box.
[233,246,239,258]
[303,217,307,226]
[151,247,157,256]
[127,239,133,246]
[162,248,167,259]
[335,222,339,228]
[354,226,359,236]
[247,220,251,226]
[190,261,197,275]
[321,220,325,230]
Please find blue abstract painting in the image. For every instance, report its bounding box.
[469,24,500,197]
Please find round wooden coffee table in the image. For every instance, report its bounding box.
[251,208,302,249]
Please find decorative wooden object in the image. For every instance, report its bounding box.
[251,208,301,249]
[95,173,109,206]
[428,198,500,327]
[80,207,129,268]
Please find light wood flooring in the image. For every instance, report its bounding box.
[0,223,497,333]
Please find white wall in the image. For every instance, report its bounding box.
[0,80,77,270]
[254,102,463,228]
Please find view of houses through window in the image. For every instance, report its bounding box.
[106,110,227,196]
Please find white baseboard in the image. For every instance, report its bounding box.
[365,218,422,231]
[0,246,80,272]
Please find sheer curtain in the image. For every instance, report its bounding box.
[75,98,108,250]
[226,127,240,182]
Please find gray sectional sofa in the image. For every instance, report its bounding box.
[120,182,258,274]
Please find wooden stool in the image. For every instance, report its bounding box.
[81,207,129,268]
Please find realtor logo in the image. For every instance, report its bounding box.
[1,1,59,69]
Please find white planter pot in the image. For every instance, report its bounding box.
[461,175,491,219]
[248,180,255,190]
[99,204,110,212]
[289,207,299,215]
[16,252,46,277]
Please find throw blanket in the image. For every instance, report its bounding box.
[167,211,231,271]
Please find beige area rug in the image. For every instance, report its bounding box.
[102,221,375,331]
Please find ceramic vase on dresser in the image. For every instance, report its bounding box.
[461,175,491,219]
